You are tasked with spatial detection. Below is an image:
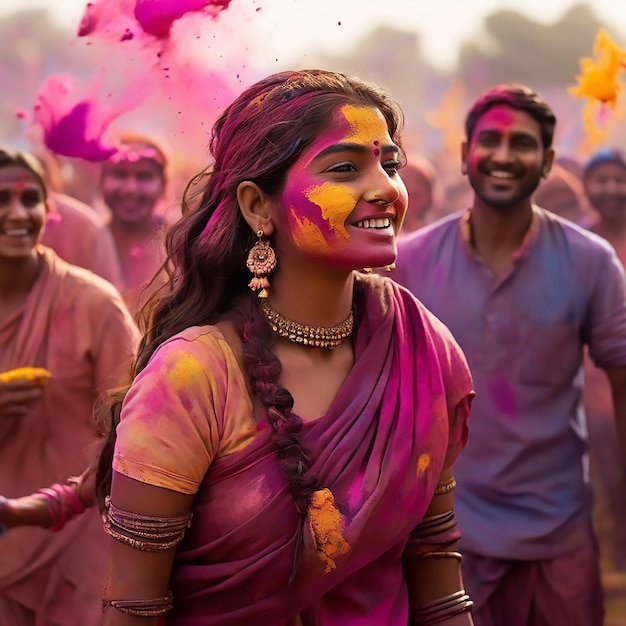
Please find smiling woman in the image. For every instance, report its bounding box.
[0,71,475,626]
[0,155,47,263]
[90,68,476,626]
[0,147,139,626]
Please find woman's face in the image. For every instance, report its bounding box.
[0,165,46,261]
[272,104,407,270]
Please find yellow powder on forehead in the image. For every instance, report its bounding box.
[165,352,207,388]
[290,209,330,250]
[303,183,353,241]
[340,104,388,143]
[417,453,430,476]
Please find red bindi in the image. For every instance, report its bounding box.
[15,171,28,191]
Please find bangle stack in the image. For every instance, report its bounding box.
[411,589,473,625]
[102,591,174,617]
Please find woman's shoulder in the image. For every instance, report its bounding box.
[154,325,237,364]
[140,323,243,386]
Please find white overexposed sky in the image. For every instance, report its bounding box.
[1,0,625,72]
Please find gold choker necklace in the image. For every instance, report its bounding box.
[259,300,354,350]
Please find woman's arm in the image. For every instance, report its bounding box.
[102,471,195,626]
[403,466,474,625]
[0,466,95,531]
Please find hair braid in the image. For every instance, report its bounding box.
[231,296,317,517]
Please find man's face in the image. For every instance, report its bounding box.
[101,158,164,226]
[584,161,626,224]
[462,104,553,212]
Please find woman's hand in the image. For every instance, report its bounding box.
[0,379,45,419]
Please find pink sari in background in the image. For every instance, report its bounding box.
[169,275,473,625]
[0,247,139,626]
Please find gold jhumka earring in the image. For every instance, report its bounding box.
[246,230,277,298]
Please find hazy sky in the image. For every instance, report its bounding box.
[1,0,624,72]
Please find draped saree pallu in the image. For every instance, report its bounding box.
[167,276,473,625]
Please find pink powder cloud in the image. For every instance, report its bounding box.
[30,0,265,171]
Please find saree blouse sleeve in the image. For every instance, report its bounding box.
[113,326,257,495]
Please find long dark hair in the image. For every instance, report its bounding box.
[96,69,405,518]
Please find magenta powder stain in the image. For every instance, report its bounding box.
[486,377,517,417]
[134,0,232,38]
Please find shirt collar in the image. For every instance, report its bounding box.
[459,205,541,261]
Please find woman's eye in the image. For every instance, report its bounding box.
[326,162,356,174]
[21,190,42,207]
[0,190,9,207]
[384,160,400,175]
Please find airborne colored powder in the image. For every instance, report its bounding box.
[30,0,260,172]
[569,28,626,145]
[134,0,232,38]
[33,74,146,162]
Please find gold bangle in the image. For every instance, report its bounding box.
[102,591,174,616]
[434,477,456,495]
[420,550,463,562]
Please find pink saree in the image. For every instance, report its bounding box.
[168,275,473,625]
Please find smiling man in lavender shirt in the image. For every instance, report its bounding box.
[394,84,626,626]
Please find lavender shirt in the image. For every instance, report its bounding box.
[394,207,626,560]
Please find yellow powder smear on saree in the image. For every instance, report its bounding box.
[165,352,206,387]
[290,208,330,250]
[417,453,430,476]
[308,488,350,573]
[0,367,52,384]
